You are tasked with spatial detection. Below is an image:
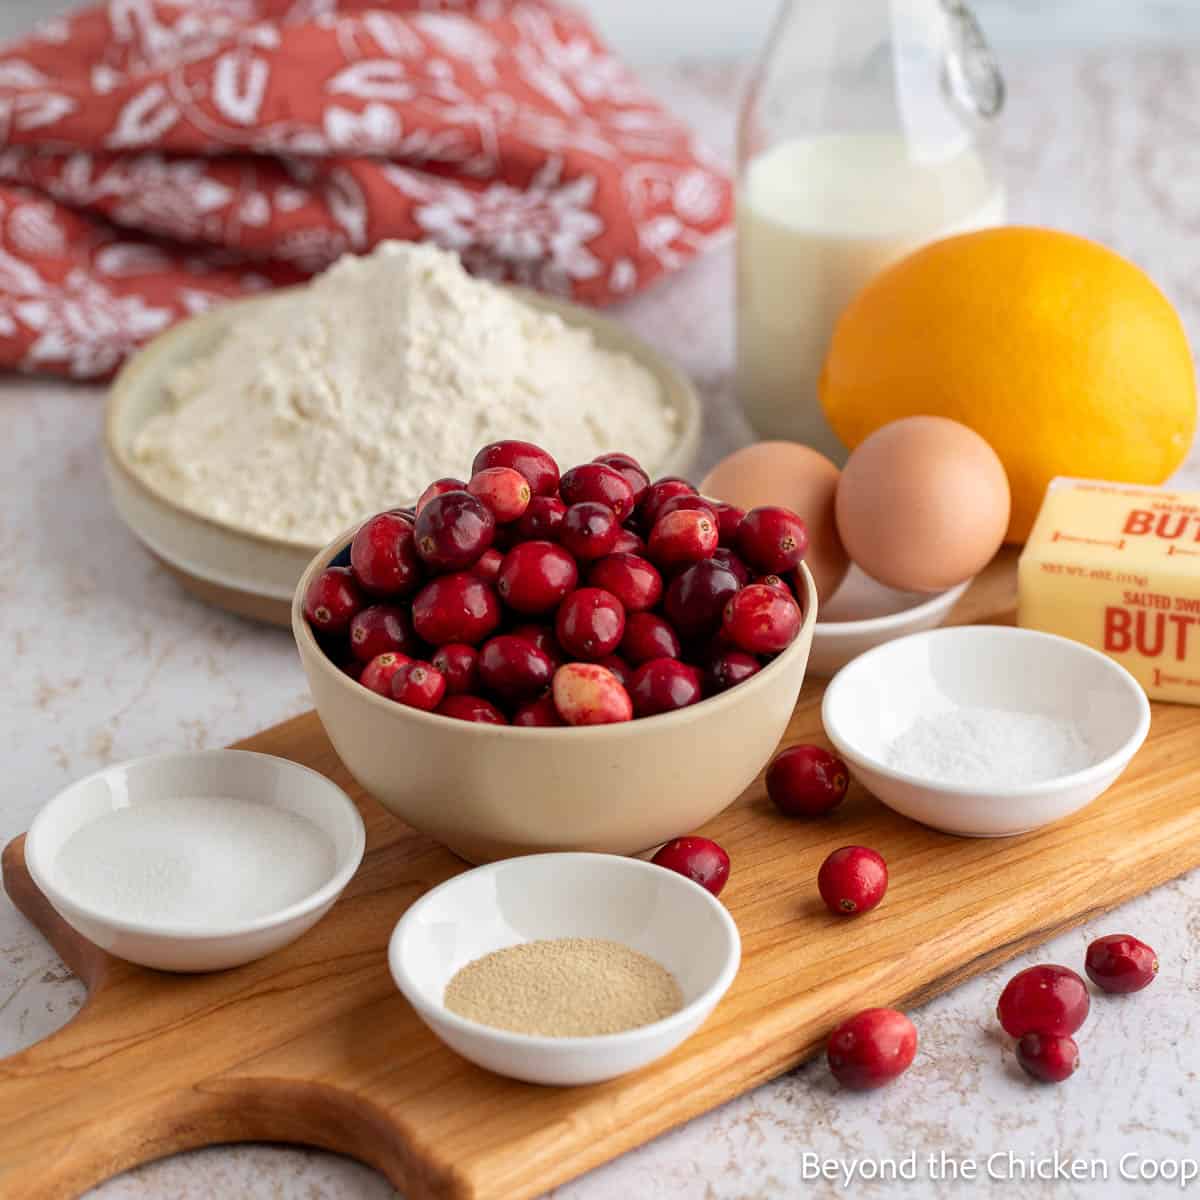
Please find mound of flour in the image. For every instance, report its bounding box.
[132,242,674,544]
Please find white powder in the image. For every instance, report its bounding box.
[884,707,1096,786]
[54,796,335,927]
[132,241,674,544]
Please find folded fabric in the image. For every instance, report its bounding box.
[0,0,731,378]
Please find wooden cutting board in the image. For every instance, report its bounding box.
[4,552,1200,1200]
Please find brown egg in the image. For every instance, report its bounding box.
[701,442,850,603]
[835,416,1010,593]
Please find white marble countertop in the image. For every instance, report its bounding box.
[3,51,1199,1200]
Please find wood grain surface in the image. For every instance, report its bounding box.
[3,552,1198,1200]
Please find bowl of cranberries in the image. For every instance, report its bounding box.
[293,441,818,863]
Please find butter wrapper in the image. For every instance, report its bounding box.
[1019,477,1200,704]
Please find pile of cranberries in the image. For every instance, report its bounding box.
[303,440,809,726]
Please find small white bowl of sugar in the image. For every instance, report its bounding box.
[388,853,740,1086]
[25,750,364,972]
[822,626,1151,837]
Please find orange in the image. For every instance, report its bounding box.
[819,227,1197,542]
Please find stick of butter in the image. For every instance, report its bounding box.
[1019,477,1200,704]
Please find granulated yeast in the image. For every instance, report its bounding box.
[444,938,683,1037]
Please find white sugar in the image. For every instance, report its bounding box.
[54,796,335,927]
[884,707,1095,786]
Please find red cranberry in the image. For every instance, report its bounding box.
[593,452,650,507]
[704,648,761,694]
[711,547,752,586]
[350,512,421,596]
[755,573,795,595]
[496,541,578,614]
[556,587,626,660]
[997,965,1091,1037]
[620,611,682,665]
[414,491,495,572]
[411,573,501,646]
[818,846,888,915]
[597,654,634,690]
[587,553,663,612]
[736,505,810,574]
[552,663,633,726]
[664,560,740,637]
[416,477,466,515]
[467,466,531,523]
[472,546,504,583]
[304,566,363,635]
[478,634,554,703]
[767,745,849,817]
[631,658,703,717]
[1015,1033,1080,1083]
[348,603,416,663]
[390,661,447,711]
[514,495,567,541]
[360,651,412,697]
[648,509,719,571]
[560,501,620,561]
[651,836,730,897]
[431,643,479,695]
[1085,934,1159,994]
[512,693,566,727]
[560,463,637,521]
[610,526,646,555]
[638,477,697,529]
[722,584,801,654]
[507,624,565,670]
[826,1009,917,1091]
[653,493,719,524]
[713,501,745,547]
[436,694,507,724]
[472,440,559,497]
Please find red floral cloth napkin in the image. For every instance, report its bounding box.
[0,0,731,378]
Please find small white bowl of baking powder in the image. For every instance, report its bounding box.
[821,626,1151,837]
[25,750,364,971]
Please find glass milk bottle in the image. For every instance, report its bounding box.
[737,0,1006,459]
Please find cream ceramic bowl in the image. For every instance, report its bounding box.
[25,750,365,972]
[294,535,818,863]
[822,626,1151,837]
[106,288,702,628]
[388,852,740,1086]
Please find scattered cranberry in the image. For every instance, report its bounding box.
[390,661,446,711]
[478,634,554,703]
[348,603,416,663]
[648,508,719,572]
[609,527,646,555]
[507,623,565,669]
[496,541,578,614]
[560,463,637,521]
[436,694,508,724]
[638,477,697,529]
[767,745,849,818]
[650,836,730,897]
[1015,1033,1079,1083]
[722,584,802,654]
[472,440,560,497]
[472,546,504,583]
[514,494,567,541]
[416,477,466,515]
[593,451,650,507]
[360,651,412,697]
[664,560,740,637]
[713,501,745,547]
[704,648,761,694]
[414,490,496,572]
[736,506,810,575]
[512,693,566,727]
[431,643,479,695]
[597,653,634,689]
[631,658,704,717]
[588,553,663,613]
[620,611,682,664]
[350,512,422,596]
[818,846,888,916]
[1085,934,1159,994]
[551,663,633,726]
[560,501,620,561]
[826,1009,917,1090]
[410,573,501,646]
[997,966,1091,1038]
[468,466,531,523]
[711,547,752,585]
[303,566,363,635]
[556,587,626,660]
